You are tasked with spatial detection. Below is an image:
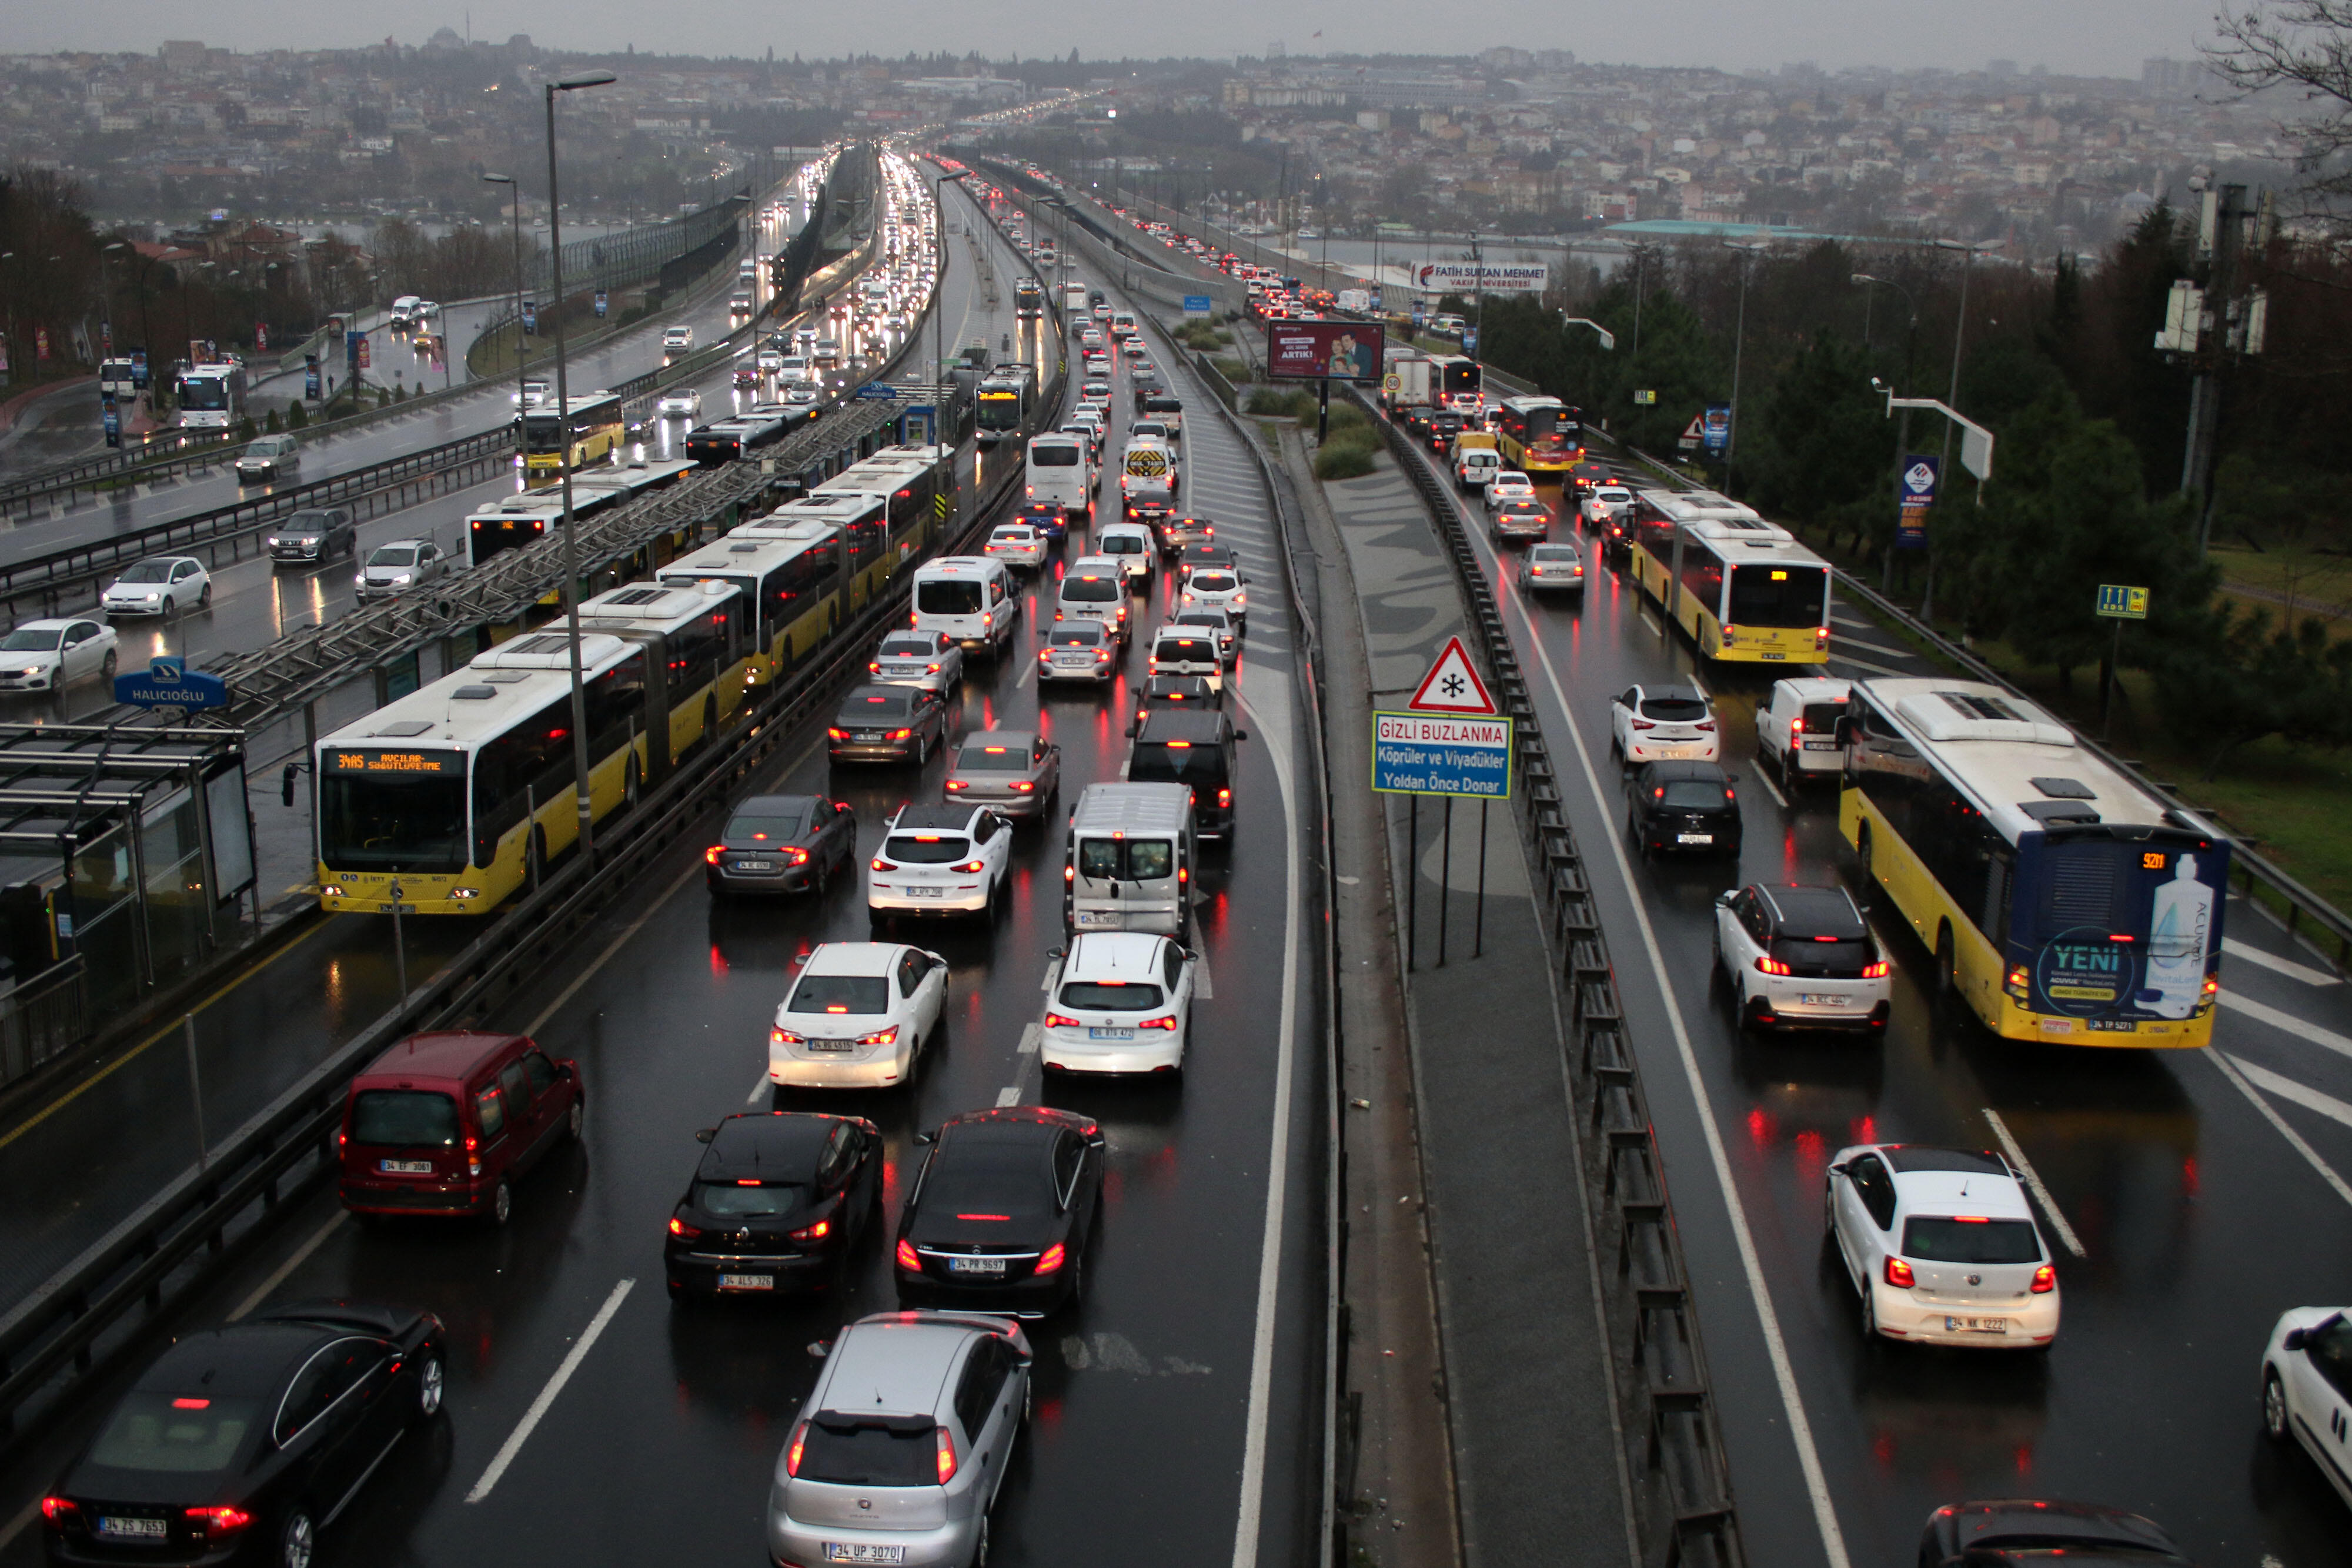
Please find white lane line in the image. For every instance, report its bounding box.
[1825,651,1917,678]
[995,1084,1022,1107]
[228,1213,348,1320]
[1015,648,1038,687]
[1751,764,1788,810]
[2231,1054,2352,1132]
[1041,961,1061,994]
[2208,1051,2352,1211]
[1492,530,1854,1568]
[2225,937,2340,987]
[1195,959,1214,1000]
[466,1278,636,1504]
[1980,1109,2087,1258]
[1017,1022,1040,1055]
[747,1069,773,1106]
[2220,991,2352,1062]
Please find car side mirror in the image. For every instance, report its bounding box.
[1234,730,1248,741]
[1049,947,1065,961]
[695,1126,717,1144]
[281,762,299,808]
[2284,1327,2310,1351]
[1715,891,1735,908]
[914,1129,936,1146]
[1827,1161,1849,1177]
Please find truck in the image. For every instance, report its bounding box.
[1064,281,1090,315]
[1119,435,1179,521]
[1383,351,1434,417]
[1336,288,1374,314]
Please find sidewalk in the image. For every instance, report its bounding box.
[1282,425,1638,1568]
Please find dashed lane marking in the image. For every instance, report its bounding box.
[2224,937,2340,987]
[1017,1023,1040,1055]
[995,1084,1021,1107]
[2221,991,2352,1062]
[1982,1109,2087,1258]
[228,1213,349,1321]
[2231,1054,2352,1132]
[1752,764,1788,810]
[747,1071,773,1106]
[466,1278,636,1504]
[2209,1051,2352,1211]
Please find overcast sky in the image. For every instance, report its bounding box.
[12,0,2223,78]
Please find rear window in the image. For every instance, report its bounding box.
[1076,837,1175,882]
[89,1394,260,1473]
[1902,1217,2042,1265]
[1100,536,1143,555]
[726,813,804,841]
[877,638,937,658]
[1640,697,1709,722]
[885,834,972,864]
[1131,741,1228,786]
[958,744,1028,770]
[1657,781,1731,811]
[1030,444,1080,467]
[988,529,1035,544]
[1049,626,1105,647]
[1061,576,1119,603]
[350,1089,461,1147]
[1157,638,1213,660]
[694,1180,804,1216]
[917,580,985,615]
[369,547,419,567]
[1060,981,1166,1011]
[797,1417,938,1487]
[788,975,890,1014]
[1768,937,1876,975]
[1801,703,1843,734]
[1190,574,1237,592]
[844,691,913,717]
[1728,564,1828,629]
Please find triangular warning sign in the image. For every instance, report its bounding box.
[1406,636,1499,715]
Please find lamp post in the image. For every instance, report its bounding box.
[1720,237,1772,494]
[1853,273,1919,588]
[543,66,617,862]
[482,171,529,466]
[1925,238,2000,620]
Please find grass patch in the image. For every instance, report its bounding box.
[1174,320,1226,352]
[1244,385,1317,419]
[1314,437,1379,480]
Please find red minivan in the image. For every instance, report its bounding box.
[338,1031,584,1225]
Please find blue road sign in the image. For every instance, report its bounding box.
[1462,327,1479,355]
[115,655,229,710]
[1371,713,1514,799]
[1182,295,1212,317]
[1702,404,1732,457]
[855,383,898,400]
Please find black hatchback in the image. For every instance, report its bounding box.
[42,1302,445,1567]
[1626,760,1742,858]
[665,1112,882,1299]
[894,1107,1104,1319]
[706,793,858,898]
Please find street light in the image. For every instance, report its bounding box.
[543,66,617,862]
[1559,315,1615,351]
[482,171,529,459]
[1925,238,2000,620]
[1855,273,1922,591]
[1720,237,1772,492]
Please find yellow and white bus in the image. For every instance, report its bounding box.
[576,579,751,768]
[522,391,626,485]
[1626,489,1832,663]
[1493,396,1583,481]
[657,525,847,686]
[1840,677,2229,1046]
[818,443,953,574]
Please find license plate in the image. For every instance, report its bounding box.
[825,1544,907,1564]
[734,861,774,872]
[1799,994,1843,1006]
[906,885,943,898]
[1074,911,1109,926]
[855,731,886,742]
[1677,834,1713,845]
[1088,1027,1137,1040]
[719,1273,774,1291]
[885,664,922,674]
[1762,652,1787,660]
[98,1519,167,1540]
[2085,1018,2139,1033]
[948,1256,1007,1276]
[1804,740,1836,751]
[379,1159,433,1175]
[1945,1316,2008,1333]
[806,1039,856,1052]
[1055,654,1092,667]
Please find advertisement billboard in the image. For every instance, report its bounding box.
[1411,261,1550,295]
[1265,320,1386,383]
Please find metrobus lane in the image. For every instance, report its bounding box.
[1441,469,2352,1568]
[0,432,1322,1568]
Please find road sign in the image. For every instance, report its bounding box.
[1633,389,1656,405]
[1897,453,1939,551]
[2096,584,2150,620]
[115,656,229,710]
[1461,327,1479,355]
[855,383,898,400]
[593,290,609,319]
[1372,713,1514,798]
[1183,295,1212,317]
[1406,636,1499,716]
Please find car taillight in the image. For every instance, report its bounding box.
[827,727,847,740]
[1631,719,1656,731]
[1884,1256,1916,1289]
[1755,956,1793,975]
[706,845,724,864]
[2031,1265,2056,1293]
[39,1497,76,1524]
[790,1214,834,1242]
[185,1506,253,1538]
[786,1419,810,1477]
[1063,864,1074,882]
[1034,1242,1067,1275]
[983,611,993,628]
[871,857,891,872]
[887,728,912,741]
[944,778,969,791]
[896,1238,921,1271]
[856,1026,900,1047]
[784,847,810,865]
[1044,1012,1083,1028]
[1139,1015,1180,1030]
[1217,787,1232,808]
[1792,716,1805,746]
[926,663,941,674]
[669,1216,701,1239]
[868,662,881,673]
[771,1028,804,1047]
[936,1426,959,1484]
[1862,959,1890,979]
[1695,720,1716,732]
[950,858,986,874]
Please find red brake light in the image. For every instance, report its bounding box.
[2031,1264,2057,1293]
[185,1506,253,1537]
[888,728,912,741]
[871,857,890,872]
[1063,864,1074,882]
[827,727,847,740]
[1885,1256,1916,1289]
[936,1426,959,1484]
[40,1497,78,1523]
[669,1216,700,1239]
[1862,959,1890,979]
[1696,720,1717,732]
[1044,1012,1083,1029]
[1012,780,1035,793]
[1034,1241,1067,1275]
[706,845,724,864]
[786,1419,810,1477]
[785,847,810,865]
[171,1398,211,1409]
[790,1216,833,1242]
[944,778,968,791]
[1632,719,1657,731]
[951,859,987,874]
[896,1238,920,1271]
[855,1026,900,1046]
[1755,956,1792,975]
[868,662,881,673]
[1139,1015,1180,1030]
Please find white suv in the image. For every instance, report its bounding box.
[662,325,694,351]
[867,803,1014,927]
[1824,1144,2060,1349]
[2261,1306,2352,1510]
[768,942,948,1090]
[1040,931,1198,1076]
[1609,684,1720,764]
[1712,882,1890,1032]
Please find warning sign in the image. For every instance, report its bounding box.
[1406,636,1498,716]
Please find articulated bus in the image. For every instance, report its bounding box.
[466,459,695,567]
[1627,489,1833,663]
[577,579,751,765]
[740,499,886,614]
[1840,677,2228,1047]
[313,631,656,915]
[658,523,846,685]
[818,443,952,573]
[522,392,626,484]
[1494,396,1584,480]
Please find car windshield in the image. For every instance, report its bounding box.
[797,1418,937,1488]
[1,628,62,651]
[1902,1216,2042,1265]
[89,1393,260,1473]
[726,813,805,842]
[1657,781,1730,811]
[917,580,985,615]
[958,744,1030,770]
[283,513,333,535]
[1062,577,1119,603]
[788,975,890,1014]
[243,440,285,457]
[116,561,176,584]
[1060,980,1166,1011]
[1640,696,1709,722]
[349,1089,461,1147]
[878,638,937,658]
[885,834,971,864]
[693,1180,805,1217]
[369,547,419,567]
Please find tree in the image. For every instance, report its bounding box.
[2154,603,2352,777]
[2207,2,2352,229]
[1748,328,1887,527]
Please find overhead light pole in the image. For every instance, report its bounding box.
[1854,272,1922,591]
[1721,237,1772,493]
[1925,237,2001,620]
[543,66,617,862]
[482,171,528,469]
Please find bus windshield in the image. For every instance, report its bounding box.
[1727,563,1826,628]
[977,392,1023,430]
[319,768,470,874]
[178,376,231,410]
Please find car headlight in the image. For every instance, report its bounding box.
[265,537,278,547]
[355,574,368,586]
[392,573,413,585]
[142,591,161,601]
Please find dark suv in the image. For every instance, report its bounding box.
[1626,760,1742,859]
[267,508,357,566]
[1127,707,1247,841]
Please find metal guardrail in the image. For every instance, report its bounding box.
[1361,387,1747,1568]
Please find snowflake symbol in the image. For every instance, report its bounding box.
[1441,674,1466,698]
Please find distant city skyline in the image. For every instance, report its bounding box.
[10,0,2221,81]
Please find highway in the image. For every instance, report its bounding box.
[0,174,1323,1568]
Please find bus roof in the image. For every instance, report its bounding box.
[1498,394,1566,412]
[579,579,740,633]
[662,533,834,580]
[524,392,622,416]
[737,496,871,533]
[319,631,639,754]
[1852,677,2209,845]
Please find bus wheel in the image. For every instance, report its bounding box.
[1935,925,1957,999]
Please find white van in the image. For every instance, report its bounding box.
[1110,309,1138,342]
[911,556,1017,657]
[1055,556,1132,646]
[1064,783,1197,937]
[1026,433,1093,520]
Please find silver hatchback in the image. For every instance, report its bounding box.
[769,1311,1031,1568]
[944,729,1060,819]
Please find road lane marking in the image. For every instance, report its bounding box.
[2208,1052,2352,1211]
[1017,1023,1040,1055]
[2220,991,2352,1062]
[465,1277,636,1504]
[228,1213,348,1320]
[1752,764,1788,810]
[2224,938,2340,987]
[1194,959,1213,999]
[2231,1054,2352,1132]
[747,1070,773,1106]
[1981,1109,2086,1258]
[1485,521,1855,1568]
[995,1084,1021,1107]
[1825,651,1917,678]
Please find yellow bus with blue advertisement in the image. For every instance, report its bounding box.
[1627,489,1833,664]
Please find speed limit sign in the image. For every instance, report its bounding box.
[1384,373,1401,392]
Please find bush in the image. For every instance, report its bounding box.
[236,416,258,440]
[1314,434,1379,480]
[285,400,308,430]
[263,407,282,433]
[1244,385,1317,419]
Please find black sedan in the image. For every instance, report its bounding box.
[1919,1500,2191,1566]
[42,1302,443,1567]
[826,684,948,767]
[706,793,858,898]
[894,1107,1104,1319]
[665,1112,882,1299]
[1626,760,1742,859]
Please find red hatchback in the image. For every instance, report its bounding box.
[338,1031,583,1225]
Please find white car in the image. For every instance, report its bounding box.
[867,803,1014,926]
[1179,567,1247,623]
[782,384,820,407]
[0,617,118,692]
[1040,931,1198,1076]
[512,379,551,409]
[868,630,965,693]
[767,941,947,1090]
[1609,683,1720,764]
[984,523,1047,572]
[2261,1307,2352,1510]
[1712,882,1890,1032]
[1170,607,1238,661]
[1757,676,1852,788]
[1485,472,1536,511]
[102,556,211,617]
[354,539,448,602]
[662,325,694,351]
[1037,620,1117,686]
[1095,522,1157,588]
[1581,484,1635,530]
[1823,1143,2060,1349]
[656,387,703,418]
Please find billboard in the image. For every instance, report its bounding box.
[1412,260,1550,295]
[1266,320,1386,383]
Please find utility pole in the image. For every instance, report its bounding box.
[2169,179,2266,559]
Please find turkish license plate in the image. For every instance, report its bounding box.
[97,1518,167,1540]
[2086,1018,2139,1033]
[825,1544,907,1564]
[1055,654,1093,667]
[1762,652,1788,660]
[905,885,943,898]
[1804,740,1837,751]
[734,860,774,872]
[1945,1316,2008,1333]
[948,1256,1007,1276]
[1088,1027,1137,1040]
[379,1159,432,1175]
[718,1273,774,1291]
[855,730,886,742]
[1676,833,1713,845]
[1799,994,1844,1006]
[806,1038,856,1052]
[1074,910,1110,926]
